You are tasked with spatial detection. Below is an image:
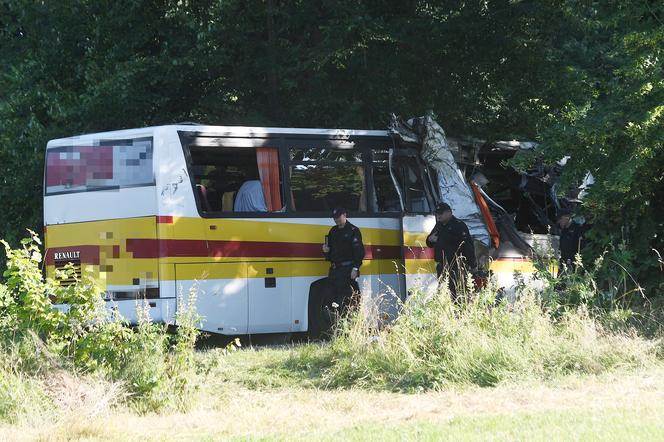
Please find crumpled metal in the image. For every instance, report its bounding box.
[390,112,490,246]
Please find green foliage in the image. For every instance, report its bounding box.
[0,233,202,420]
[529,249,646,314]
[511,2,664,292]
[1,230,106,354]
[0,1,592,244]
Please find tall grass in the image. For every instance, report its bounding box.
[299,276,661,391]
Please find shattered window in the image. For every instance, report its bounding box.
[289,148,362,163]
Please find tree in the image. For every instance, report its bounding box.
[1,0,661,293]
[516,1,664,291]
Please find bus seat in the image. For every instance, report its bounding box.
[222,191,236,212]
[196,184,211,212]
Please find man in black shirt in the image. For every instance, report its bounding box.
[426,202,477,301]
[322,207,366,310]
[557,208,589,272]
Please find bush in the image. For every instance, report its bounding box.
[300,276,660,391]
[529,243,650,313]
[0,232,201,421]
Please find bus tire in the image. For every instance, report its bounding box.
[307,277,337,340]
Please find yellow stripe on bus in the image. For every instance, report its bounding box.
[175,259,401,280]
[192,218,400,245]
[402,232,429,247]
[46,216,544,288]
[47,216,157,246]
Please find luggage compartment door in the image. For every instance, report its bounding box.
[247,261,292,333]
[175,262,248,335]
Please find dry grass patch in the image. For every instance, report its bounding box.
[4,367,663,441]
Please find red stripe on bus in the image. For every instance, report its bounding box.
[157,216,174,224]
[208,240,321,258]
[400,252,534,261]
[365,245,402,260]
[403,247,434,260]
[46,240,464,263]
[125,239,403,260]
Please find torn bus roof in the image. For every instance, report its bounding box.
[389,112,573,257]
[389,112,491,246]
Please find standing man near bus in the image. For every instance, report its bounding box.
[426,202,477,301]
[557,208,589,272]
[322,207,365,311]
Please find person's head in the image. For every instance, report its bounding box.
[557,208,573,229]
[434,202,453,224]
[332,207,348,227]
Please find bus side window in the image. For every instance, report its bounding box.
[371,150,401,212]
[390,156,432,213]
[404,162,430,212]
[188,146,283,214]
[289,147,367,213]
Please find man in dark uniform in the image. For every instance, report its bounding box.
[557,208,589,272]
[322,207,365,311]
[426,202,477,301]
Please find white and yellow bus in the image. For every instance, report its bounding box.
[44,124,544,335]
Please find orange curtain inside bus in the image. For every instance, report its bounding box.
[256,147,282,211]
[470,181,500,249]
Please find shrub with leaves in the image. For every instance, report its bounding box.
[0,231,202,417]
[530,244,647,315]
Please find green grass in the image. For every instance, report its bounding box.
[262,405,664,442]
[202,345,329,390]
[193,286,662,397]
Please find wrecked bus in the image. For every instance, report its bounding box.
[43,119,562,336]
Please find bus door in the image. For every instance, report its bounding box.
[401,214,437,294]
[203,217,293,334]
[389,148,439,295]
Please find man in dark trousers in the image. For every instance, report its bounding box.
[322,207,365,311]
[557,208,589,272]
[426,202,477,301]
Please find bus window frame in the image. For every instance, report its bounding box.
[180,132,286,218]
[368,148,403,214]
[178,131,432,219]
